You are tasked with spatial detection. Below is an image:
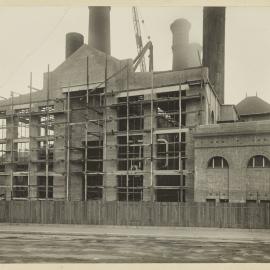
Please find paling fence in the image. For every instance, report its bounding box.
[0,200,269,229]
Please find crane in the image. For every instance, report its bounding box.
[133,41,153,72]
[132,7,147,72]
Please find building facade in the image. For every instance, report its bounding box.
[0,6,269,203]
[194,120,270,203]
[0,48,221,202]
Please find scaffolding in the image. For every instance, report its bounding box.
[0,69,68,200]
[0,58,208,202]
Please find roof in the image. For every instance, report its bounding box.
[0,43,209,109]
[0,44,127,108]
[219,104,239,122]
[236,96,270,116]
[54,44,122,73]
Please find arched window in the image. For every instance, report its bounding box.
[247,155,270,168]
[211,111,215,124]
[207,156,228,169]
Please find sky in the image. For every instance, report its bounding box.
[0,6,270,105]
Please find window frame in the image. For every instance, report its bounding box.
[0,143,6,172]
[12,176,28,199]
[247,155,270,168]
[15,142,29,162]
[37,176,53,199]
[85,175,103,200]
[155,175,186,202]
[207,156,229,169]
[117,95,144,132]
[0,118,6,139]
[39,106,55,137]
[117,135,144,171]
[117,175,143,201]
[17,118,29,138]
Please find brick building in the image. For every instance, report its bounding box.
[0,6,269,203]
[194,120,270,203]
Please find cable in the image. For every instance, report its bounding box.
[0,7,70,90]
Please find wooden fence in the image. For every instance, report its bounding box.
[0,200,269,229]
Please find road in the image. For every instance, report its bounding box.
[0,224,269,263]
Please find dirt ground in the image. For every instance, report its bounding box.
[0,224,269,263]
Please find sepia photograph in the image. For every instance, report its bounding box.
[0,0,270,264]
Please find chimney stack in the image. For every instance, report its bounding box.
[170,18,191,71]
[203,7,226,104]
[188,43,202,67]
[65,32,84,59]
[88,6,111,55]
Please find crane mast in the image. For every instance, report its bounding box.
[132,7,146,72]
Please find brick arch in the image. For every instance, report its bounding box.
[201,151,232,169]
[241,151,270,168]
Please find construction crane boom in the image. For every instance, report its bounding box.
[132,7,146,72]
[133,41,153,72]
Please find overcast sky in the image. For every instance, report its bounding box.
[0,6,270,105]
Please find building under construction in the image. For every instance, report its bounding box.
[0,6,270,203]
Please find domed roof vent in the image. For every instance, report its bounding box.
[236,96,270,116]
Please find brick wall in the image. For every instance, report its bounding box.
[194,121,270,202]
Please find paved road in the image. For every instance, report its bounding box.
[0,224,269,263]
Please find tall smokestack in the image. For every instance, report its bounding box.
[88,6,111,55]
[170,19,191,71]
[188,43,202,67]
[65,32,84,59]
[203,7,226,104]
